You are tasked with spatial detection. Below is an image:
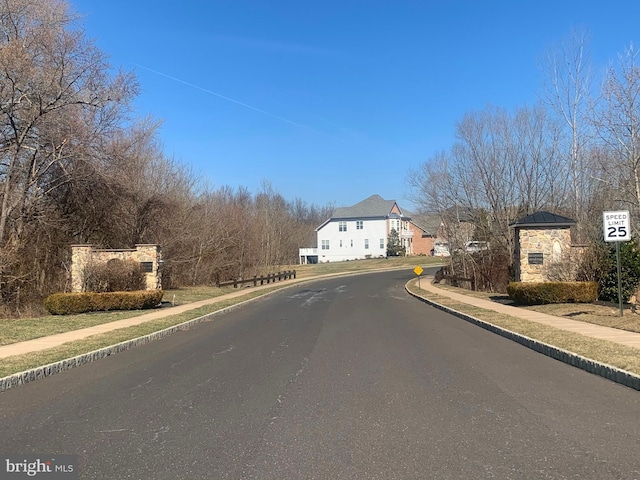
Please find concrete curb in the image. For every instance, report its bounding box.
[405,283,640,392]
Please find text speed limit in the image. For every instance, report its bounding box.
[603,211,630,242]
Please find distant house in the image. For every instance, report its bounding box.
[437,206,479,251]
[405,212,441,256]
[310,194,435,262]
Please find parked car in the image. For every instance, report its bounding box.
[464,241,489,253]
[431,242,450,257]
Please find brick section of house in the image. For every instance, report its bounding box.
[407,221,434,255]
[71,244,161,292]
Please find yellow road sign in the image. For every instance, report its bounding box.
[413,266,423,276]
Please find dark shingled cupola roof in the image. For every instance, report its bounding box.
[509,211,576,228]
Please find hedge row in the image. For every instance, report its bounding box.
[506,282,598,305]
[44,290,164,315]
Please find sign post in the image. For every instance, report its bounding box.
[413,265,423,289]
[603,211,631,317]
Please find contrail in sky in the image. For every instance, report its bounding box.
[134,63,346,142]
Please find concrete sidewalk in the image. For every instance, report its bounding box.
[415,276,640,349]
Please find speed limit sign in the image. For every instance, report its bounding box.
[603,210,630,242]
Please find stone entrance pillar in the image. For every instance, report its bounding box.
[510,212,575,283]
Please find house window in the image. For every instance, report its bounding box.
[356,221,363,230]
[321,240,330,250]
[339,240,343,247]
[350,239,353,247]
[140,262,153,273]
[364,239,369,249]
[339,221,347,232]
[380,238,384,249]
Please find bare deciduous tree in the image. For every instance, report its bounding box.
[411,104,567,249]
[408,103,568,287]
[0,0,136,245]
[540,27,596,230]
[0,0,138,309]
[593,44,640,236]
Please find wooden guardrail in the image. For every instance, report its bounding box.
[433,268,476,291]
[440,275,476,291]
[216,270,297,288]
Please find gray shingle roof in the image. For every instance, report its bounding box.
[332,194,402,219]
[405,211,441,235]
[510,211,575,227]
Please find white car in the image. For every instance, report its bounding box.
[465,241,489,253]
[432,242,450,257]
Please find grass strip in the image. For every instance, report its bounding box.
[0,310,151,346]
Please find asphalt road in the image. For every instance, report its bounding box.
[1,269,640,479]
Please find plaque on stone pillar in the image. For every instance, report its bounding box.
[528,252,543,265]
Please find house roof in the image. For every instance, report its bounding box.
[316,194,408,231]
[332,194,405,219]
[510,211,576,228]
[404,211,441,236]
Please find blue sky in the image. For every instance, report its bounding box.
[71,0,640,210]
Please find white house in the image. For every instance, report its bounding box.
[314,194,414,262]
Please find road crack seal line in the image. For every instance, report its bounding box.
[302,289,327,307]
[214,345,236,356]
[130,377,154,390]
[170,352,197,368]
[267,356,309,426]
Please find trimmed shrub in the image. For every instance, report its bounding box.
[44,290,163,315]
[507,281,598,305]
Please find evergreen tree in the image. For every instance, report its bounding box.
[386,229,406,257]
[599,241,640,303]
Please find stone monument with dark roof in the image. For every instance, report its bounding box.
[510,211,576,282]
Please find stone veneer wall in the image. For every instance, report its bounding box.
[515,227,571,282]
[70,244,161,292]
